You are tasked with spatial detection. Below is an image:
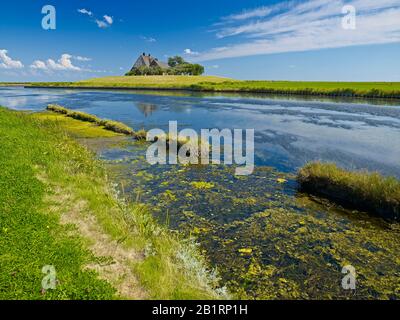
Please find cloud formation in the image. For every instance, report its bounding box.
[30,54,82,71]
[77,8,93,16]
[95,20,108,29]
[195,0,400,61]
[74,56,92,62]
[0,49,24,69]
[184,48,199,56]
[103,15,113,25]
[96,15,113,29]
[78,8,114,29]
[141,36,157,43]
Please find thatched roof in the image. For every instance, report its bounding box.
[131,53,169,70]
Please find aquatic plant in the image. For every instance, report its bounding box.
[191,181,215,190]
[105,143,400,299]
[298,162,400,220]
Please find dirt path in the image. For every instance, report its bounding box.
[45,183,147,299]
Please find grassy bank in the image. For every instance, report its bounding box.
[192,81,400,99]
[27,76,235,89]
[0,106,225,299]
[298,162,400,221]
[33,112,122,138]
[24,76,400,99]
[46,104,146,138]
[0,82,27,87]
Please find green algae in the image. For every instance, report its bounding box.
[84,138,400,300]
[191,181,215,190]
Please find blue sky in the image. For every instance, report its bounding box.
[1,0,400,81]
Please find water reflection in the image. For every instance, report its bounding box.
[1,86,400,177]
[136,102,158,117]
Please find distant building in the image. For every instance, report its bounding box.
[130,53,169,72]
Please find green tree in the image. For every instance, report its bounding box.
[191,64,205,76]
[168,56,186,68]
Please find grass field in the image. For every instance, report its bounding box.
[0,106,225,300]
[20,76,400,99]
[192,80,400,98]
[24,75,235,89]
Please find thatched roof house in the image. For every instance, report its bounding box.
[130,53,169,71]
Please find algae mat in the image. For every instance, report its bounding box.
[83,139,400,300]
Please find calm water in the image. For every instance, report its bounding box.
[1,86,400,176]
[2,86,400,299]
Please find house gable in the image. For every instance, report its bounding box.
[131,53,169,72]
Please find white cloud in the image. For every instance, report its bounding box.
[0,49,24,69]
[103,15,113,25]
[221,3,288,22]
[74,56,91,62]
[30,54,82,72]
[95,15,113,28]
[141,36,157,43]
[78,8,114,29]
[195,0,400,61]
[78,8,93,16]
[95,19,108,29]
[30,60,47,70]
[184,48,199,56]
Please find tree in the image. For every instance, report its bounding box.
[191,64,205,76]
[168,63,205,76]
[168,56,185,68]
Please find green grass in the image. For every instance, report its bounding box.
[0,82,27,87]
[298,162,400,220]
[0,108,115,299]
[0,107,225,300]
[78,75,235,87]
[25,76,400,99]
[191,81,400,99]
[28,75,235,89]
[33,112,121,138]
[46,104,136,136]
